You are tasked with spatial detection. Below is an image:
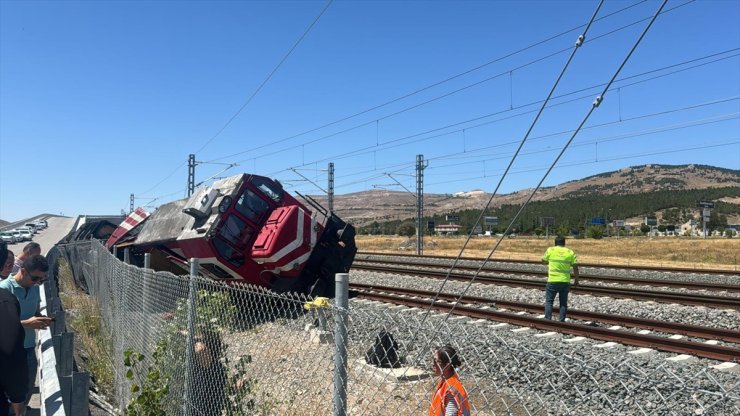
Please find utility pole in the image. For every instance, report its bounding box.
[328,162,334,215]
[187,154,196,197]
[416,154,427,256]
[130,194,134,214]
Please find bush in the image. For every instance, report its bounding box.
[586,226,604,239]
[136,288,255,415]
[396,222,416,237]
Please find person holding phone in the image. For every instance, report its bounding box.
[0,254,51,408]
[0,243,29,416]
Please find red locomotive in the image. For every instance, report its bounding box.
[105,173,356,297]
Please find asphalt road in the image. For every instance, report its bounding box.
[5,216,77,256]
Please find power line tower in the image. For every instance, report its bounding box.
[328,162,335,215]
[187,154,196,197]
[416,154,427,255]
[130,194,134,214]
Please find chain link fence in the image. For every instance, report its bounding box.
[56,240,739,415]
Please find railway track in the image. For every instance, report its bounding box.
[351,283,740,343]
[350,283,740,362]
[352,263,740,309]
[354,257,740,292]
[358,251,740,275]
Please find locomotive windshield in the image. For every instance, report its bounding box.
[251,177,283,202]
[235,189,269,223]
[214,214,254,267]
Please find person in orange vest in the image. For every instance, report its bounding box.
[542,235,579,321]
[429,345,471,416]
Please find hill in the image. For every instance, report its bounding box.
[310,164,740,230]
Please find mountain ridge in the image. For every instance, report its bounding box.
[310,164,740,227]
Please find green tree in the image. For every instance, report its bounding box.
[396,222,416,237]
[640,224,651,234]
[708,211,728,231]
[662,208,680,224]
[586,226,604,239]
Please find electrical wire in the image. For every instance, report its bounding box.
[265,50,738,175]
[193,0,334,155]
[201,0,686,165]
[440,0,670,322]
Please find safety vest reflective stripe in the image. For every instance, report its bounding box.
[429,375,471,416]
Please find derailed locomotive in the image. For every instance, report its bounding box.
[106,173,356,298]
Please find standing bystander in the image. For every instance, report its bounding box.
[0,243,29,416]
[1,248,14,280]
[11,242,41,275]
[0,254,52,409]
[429,345,470,416]
[542,235,579,321]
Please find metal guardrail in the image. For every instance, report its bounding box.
[38,247,90,416]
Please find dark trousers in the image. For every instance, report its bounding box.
[544,282,570,321]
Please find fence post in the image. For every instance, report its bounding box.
[123,248,130,264]
[334,273,349,416]
[183,258,198,416]
[142,253,151,351]
[70,371,90,416]
[59,332,74,415]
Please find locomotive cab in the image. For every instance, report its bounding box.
[106,173,356,297]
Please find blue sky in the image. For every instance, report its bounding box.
[1,0,738,222]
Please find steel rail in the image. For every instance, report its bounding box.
[353,289,740,362]
[351,283,740,343]
[354,258,740,292]
[352,264,740,309]
[358,251,740,275]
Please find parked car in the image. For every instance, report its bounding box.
[9,230,24,242]
[24,223,38,234]
[17,229,32,241]
[0,231,17,244]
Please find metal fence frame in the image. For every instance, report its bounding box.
[54,240,740,416]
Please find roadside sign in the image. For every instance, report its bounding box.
[446,214,460,222]
[702,208,711,217]
[541,217,555,227]
[697,201,715,208]
[591,217,606,226]
[644,217,657,226]
[427,221,435,231]
[472,225,483,234]
[613,219,625,227]
[483,216,498,225]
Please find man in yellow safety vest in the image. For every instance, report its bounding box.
[542,236,579,321]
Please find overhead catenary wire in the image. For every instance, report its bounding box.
[136,1,332,197]
[265,48,738,176]
[409,0,606,332]
[134,0,729,214]
[144,97,737,207]
[201,0,685,165]
[134,1,701,203]
[441,0,670,321]
[338,4,614,403]
[193,0,334,156]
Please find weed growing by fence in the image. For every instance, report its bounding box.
[123,348,170,416]
[57,257,115,399]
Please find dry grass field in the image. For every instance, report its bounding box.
[356,235,740,270]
